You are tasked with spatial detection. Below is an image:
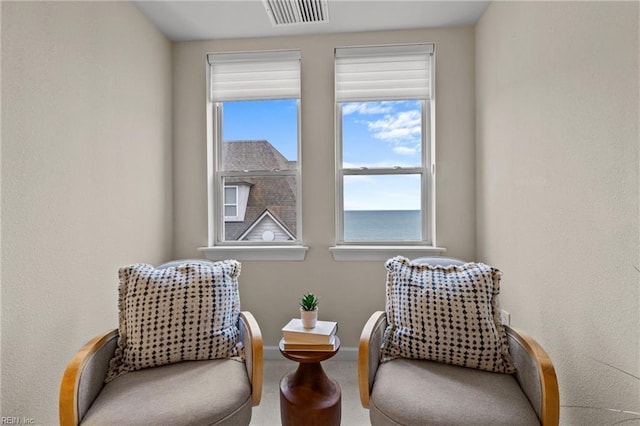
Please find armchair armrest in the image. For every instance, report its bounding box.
[59,329,119,426]
[358,311,387,409]
[505,326,560,426]
[239,311,263,406]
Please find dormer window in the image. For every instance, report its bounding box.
[224,184,250,222]
[224,186,238,218]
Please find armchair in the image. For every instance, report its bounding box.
[59,260,263,426]
[358,257,559,426]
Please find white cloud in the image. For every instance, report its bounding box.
[343,102,395,115]
[343,174,421,210]
[342,101,422,164]
[367,110,421,142]
[342,174,376,183]
[343,187,420,210]
[393,146,418,156]
[344,160,417,168]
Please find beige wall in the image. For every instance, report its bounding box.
[172,27,477,348]
[476,2,639,424]
[1,2,172,424]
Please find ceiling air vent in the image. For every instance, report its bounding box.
[263,0,329,26]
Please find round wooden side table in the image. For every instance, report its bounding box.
[279,337,341,426]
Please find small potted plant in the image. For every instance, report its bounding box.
[299,292,319,329]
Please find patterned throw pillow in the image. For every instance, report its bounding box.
[105,260,243,382]
[381,256,515,374]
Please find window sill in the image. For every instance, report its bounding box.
[198,245,308,261]
[329,245,446,261]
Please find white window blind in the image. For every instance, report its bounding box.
[208,50,301,101]
[335,44,433,102]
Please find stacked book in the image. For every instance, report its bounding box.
[281,318,338,351]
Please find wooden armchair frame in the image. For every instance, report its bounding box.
[59,311,263,426]
[358,311,560,426]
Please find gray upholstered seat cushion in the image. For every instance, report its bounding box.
[370,359,540,426]
[82,359,251,426]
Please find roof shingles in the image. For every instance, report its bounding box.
[222,141,297,240]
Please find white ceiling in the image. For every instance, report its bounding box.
[133,0,491,42]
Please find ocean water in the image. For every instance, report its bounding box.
[344,210,421,241]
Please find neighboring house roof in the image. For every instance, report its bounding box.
[223,140,297,241]
[223,140,295,172]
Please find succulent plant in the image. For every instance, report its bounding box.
[299,293,319,311]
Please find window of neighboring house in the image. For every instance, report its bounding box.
[334,44,437,248]
[206,50,302,249]
[224,185,238,218]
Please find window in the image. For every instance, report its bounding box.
[224,186,238,218]
[205,50,305,259]
[334,44,437,249]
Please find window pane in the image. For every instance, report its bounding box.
[342,100,422,169]
[224,205,237,217]
[343,174,421,241]
[222,99,298,171]
[223,176,297,242]
[224,187,236,203]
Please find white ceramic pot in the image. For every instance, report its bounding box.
[300,308,318,329]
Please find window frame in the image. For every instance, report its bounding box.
[335,100,434,245]
[201,50,308,261]
[212,100,302,246]
[332,43,444,258]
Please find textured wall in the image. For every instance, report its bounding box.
[476,2,639,424]
[1,2,172,423]
[172,27,477,349]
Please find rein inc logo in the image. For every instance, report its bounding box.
[1,418,34,425]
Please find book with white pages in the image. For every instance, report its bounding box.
[282,335,338,351]
[281,318,338,344]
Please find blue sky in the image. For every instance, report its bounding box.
[341,101,422,211]
[223,99,298,160]
[342,100,422,169]
[223,99,422,210]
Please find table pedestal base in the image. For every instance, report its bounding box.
[279,362,341,426]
